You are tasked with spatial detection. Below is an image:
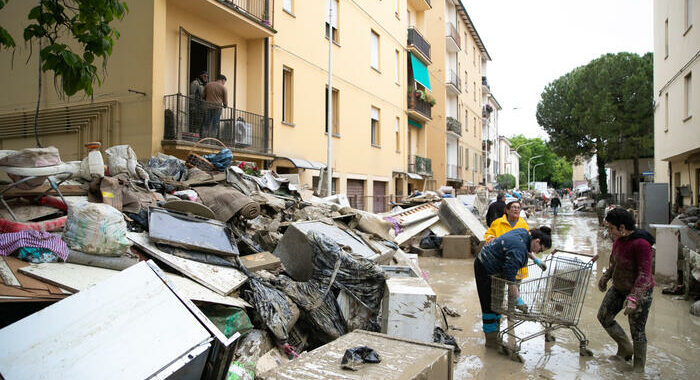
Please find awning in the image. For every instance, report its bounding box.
[410,53,431,91]
[407,173,423,180]
[272,156,327,170]
[408,119,422,129]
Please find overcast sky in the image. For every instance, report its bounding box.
[464,0,654,140]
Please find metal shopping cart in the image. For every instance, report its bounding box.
[490,253,595,362]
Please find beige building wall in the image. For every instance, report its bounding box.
[572,158,586,185]
[270,0,409,211]
[654,0,700,206]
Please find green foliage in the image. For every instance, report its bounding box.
[0,0,128,96]
[509,135,573,189]
[536,52,653,194]
[496,174,516,190]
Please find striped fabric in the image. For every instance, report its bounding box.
[0,230,69,260]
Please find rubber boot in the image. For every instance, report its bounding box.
[633,341,646,372]
[484,332,501,349]
[604,324,633,360]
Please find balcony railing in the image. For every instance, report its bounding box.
[446,22,460,48]
[446,116,462,136]
[408,155,432,176]
[407,91,431,119]
[447,164,460,179]
[447,70,461,92]
[163,93,273,155]
[407,27,431,62]
[218,0,273,28]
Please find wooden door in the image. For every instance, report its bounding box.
[373,181,387,213]
[347,179,365,211]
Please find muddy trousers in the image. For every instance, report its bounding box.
[597,287,653,343]
[475,258,501,333]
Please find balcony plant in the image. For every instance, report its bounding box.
[414,89,436,107]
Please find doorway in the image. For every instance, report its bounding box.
[189,38,220,87]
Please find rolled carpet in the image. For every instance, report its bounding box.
[195,185,261,222]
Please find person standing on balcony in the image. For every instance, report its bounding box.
[203,75,228,138]
[189,71,208,134]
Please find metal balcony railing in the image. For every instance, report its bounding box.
[446,116,462,136]
[447,70,461,92]
[446,22,460,48]
[218,0,273,28]
[408,154,432,176]
[407,27,431,62]
[163,93,273,155]
[407,91,431,119]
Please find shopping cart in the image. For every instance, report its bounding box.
[490,253,594,362]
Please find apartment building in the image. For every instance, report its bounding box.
[0,0,275,165]
[654,0,700,208]
[425,0,489,189]
[483,91,501,186]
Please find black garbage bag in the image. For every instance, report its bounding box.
[240,275,300,343]
[341,346,381,371]
[272,275,346,343]
[308,231,386,316]
[433,326,461,354]
[420,234,442,249]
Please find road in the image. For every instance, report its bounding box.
[419,206,700,379]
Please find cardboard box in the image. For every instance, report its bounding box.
[442,235,471,259]
[260,330,453,380]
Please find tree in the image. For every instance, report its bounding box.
[509,135,573,189]
[496,174,516,190]
[536,52,653,195]
[0,0,128,96]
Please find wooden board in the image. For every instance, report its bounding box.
[0,257,21,287]
[239,252,281,272]
[0,184,87,198]
[19,262,250,309]
[128,232,248,296]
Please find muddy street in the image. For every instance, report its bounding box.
[420,212,700,379]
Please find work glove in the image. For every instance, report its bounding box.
[598,276,609,292]
[623,297,637,315]
[534,258,547,271]
[515,297,528,313]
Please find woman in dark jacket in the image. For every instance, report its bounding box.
[598,208,655,372]
[474,226,552,348]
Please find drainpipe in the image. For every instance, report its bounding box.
[264,37,270,156]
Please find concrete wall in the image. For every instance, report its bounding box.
[654,0,700,206]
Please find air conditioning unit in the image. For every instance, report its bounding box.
[235,118,252,146]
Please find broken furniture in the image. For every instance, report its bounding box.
[441,235,472,259]
[148,207,239,256]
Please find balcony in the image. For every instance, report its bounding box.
[445,22,460,52]
[407,90,432,122]
[162,93,273,156]
[171,0,274,39]
[482,76,490,93]
[218,0,273,28]
[407,27,431,64]
[482,104,493,118]
[408,155,432,177]
[446,116,462,137]
[407,0,431,12]
[446,164,460,180]
[446,70,461,95]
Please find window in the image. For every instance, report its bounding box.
[685,72,692,119]
[283,0,293,14]
[473,82,476,101]
[457,145,462,168]
[395,0,399,16]
[371,106,380,146]
[371,30,380,70]
[465,148,469,170]
[326,0,339,43]
[464,110,469,132]
[686,0,693,31]
[395,117,400,152]
[664,92,669,132]
[464,33,468,51]
[395,49,400,83]
[282,67,293,123]
[473,46,476,65]
[473,153,478,172]
[664,19,669,58]
[464,71,468,91]
[325,87,339,135]
[473,116,477,137]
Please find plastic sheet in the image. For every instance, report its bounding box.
[204,148,233,171]
[62,202,132,256]
[241,275,299,343]
[341,346,381,371]
[105,145,148,180]
[433,326,461,354]
[147,153,188,181]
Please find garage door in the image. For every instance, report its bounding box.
[347,179,365,211]
[372,181,387,213]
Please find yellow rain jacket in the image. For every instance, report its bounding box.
[484,215,530,279]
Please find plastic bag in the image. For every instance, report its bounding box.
[341,346,381,371]
[433,327,461,354]
[199,305,253,338]
[105,145,149,180]
[62,202,132,256]
[420,234,442,249]
[147,153,188,181]
[204,148,233,171]
[241,276,299,343]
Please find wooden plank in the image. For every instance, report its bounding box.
[0,203,63,222]
[239,252,281,272]
[18,262,251,308]
[0,257,21,287]
[395,215,439,245]
[128,232,248,296]
[0,184,87,198]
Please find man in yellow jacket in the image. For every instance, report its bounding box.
[484,200,532,280]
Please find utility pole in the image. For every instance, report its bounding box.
[527,155,543,190]
[532,162,544,186]
[325,3,334,197]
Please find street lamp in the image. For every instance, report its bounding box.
[527,154,543,190]
[532,162,544,186]
[514,140,536,153]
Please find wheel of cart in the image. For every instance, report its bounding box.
[491,252,595,362]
